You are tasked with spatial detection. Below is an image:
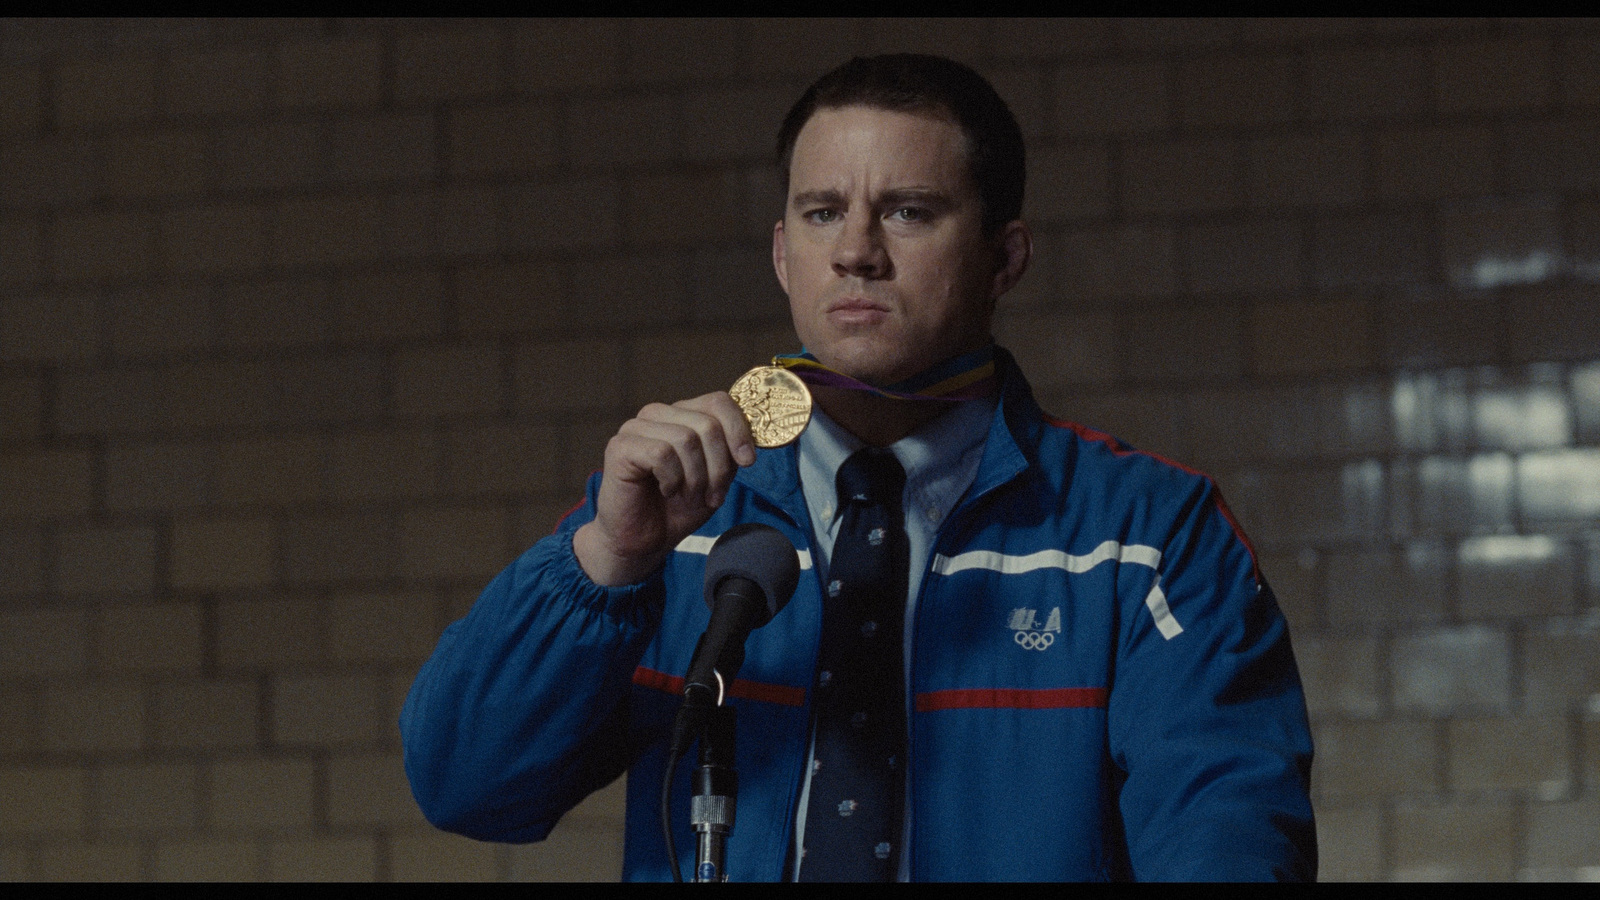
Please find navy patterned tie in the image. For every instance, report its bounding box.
[799,447,908,881]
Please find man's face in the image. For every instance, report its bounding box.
[773,105,1022,387]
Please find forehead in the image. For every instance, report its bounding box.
[787,105,975,194]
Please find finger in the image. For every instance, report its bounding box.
[677,397,751,505]
[606,427,691,500]
[677,392,757,468]
[615,418,711,502]
[636,400,745,501]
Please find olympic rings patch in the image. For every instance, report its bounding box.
[1013,630,1054,651]
[1007,607,1062,652]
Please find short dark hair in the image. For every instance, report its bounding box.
[775,54,1026,236]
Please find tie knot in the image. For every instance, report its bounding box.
[836,448,905,507]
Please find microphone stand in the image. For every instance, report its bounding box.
[663,684,741,883]
[690,704,737,883]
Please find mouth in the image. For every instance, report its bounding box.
[827,297,890,314]
[825,297,890,327]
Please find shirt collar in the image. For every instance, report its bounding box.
[798,392,998,532]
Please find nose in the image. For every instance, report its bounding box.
[831,216,890,279]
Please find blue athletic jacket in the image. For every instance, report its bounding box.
[400,350,1316,881]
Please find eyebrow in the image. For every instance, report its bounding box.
[790,189,845,209]
[789,188,954,209]
[877,188,952,210]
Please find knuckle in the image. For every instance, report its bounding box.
[676,425,710,460]
[694,418,726,452]
[643,440,677,468]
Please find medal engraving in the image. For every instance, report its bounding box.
[729,365,812,448]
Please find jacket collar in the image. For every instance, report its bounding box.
[738,439,810,529]
[960,345,1037,510]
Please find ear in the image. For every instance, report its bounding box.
[988,220,1032,301]
[772,219,790,296]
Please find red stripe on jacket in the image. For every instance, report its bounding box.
[914,687,1109,712]
[632,666,807,708]
[636,668,1107,713]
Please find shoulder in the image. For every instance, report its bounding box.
[1027,410,1215,502]
[993,348,1215,504]
[1026,410,1259,571]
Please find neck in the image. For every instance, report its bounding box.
[812,381,995,447]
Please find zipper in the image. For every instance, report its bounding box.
[902,436,1028,879]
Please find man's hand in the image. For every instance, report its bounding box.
[573,392,757,586]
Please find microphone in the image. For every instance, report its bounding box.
[662,523,801,882]
[682,523,801,711]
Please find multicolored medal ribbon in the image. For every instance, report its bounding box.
[728,345,998,448]
[771,343,998,402]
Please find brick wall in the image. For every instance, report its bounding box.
[1,17,1597,881]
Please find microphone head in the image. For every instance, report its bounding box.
[702,523,801,625]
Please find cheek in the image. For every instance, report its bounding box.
[785,270,824,312]
[915,260,973,319]
[918,253,997,331]
[781,244,827,297]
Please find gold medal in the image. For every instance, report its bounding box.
[729,365,812,448]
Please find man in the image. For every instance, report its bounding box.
[402,54,1316,881]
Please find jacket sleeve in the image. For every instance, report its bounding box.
[1107,478,1317,881]
[399,480,665,842]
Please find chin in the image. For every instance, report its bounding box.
[807,324,958,386]
[830,352,922,388]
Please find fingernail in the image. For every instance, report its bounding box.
[736,444,756,466]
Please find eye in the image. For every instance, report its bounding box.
[804,208,840,224]
[890,206,928,223]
